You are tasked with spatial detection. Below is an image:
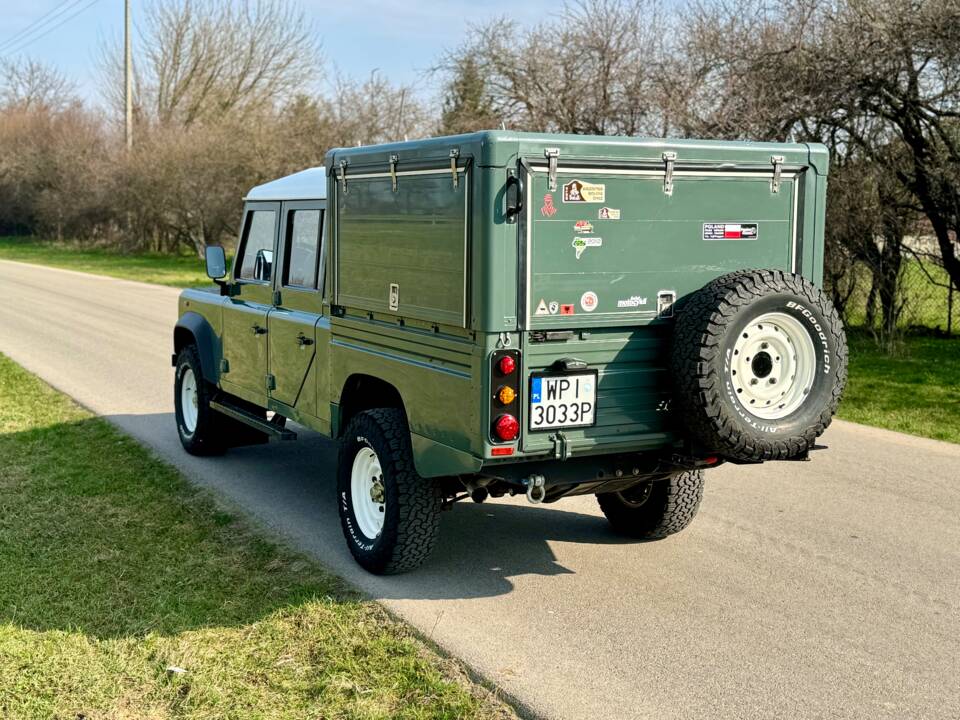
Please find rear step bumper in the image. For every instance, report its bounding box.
[210,398,297,442]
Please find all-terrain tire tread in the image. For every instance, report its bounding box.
[671,269,847,462]
[597,470,705,539]
[339,408,441,574]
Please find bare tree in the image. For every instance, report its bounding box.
[101,0,320,128]
[0,58,77,113]
[683,0,960,296]
[451,0,671,135]
[323,71,430,146]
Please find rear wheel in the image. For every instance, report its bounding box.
[597,470,704,539]
[337,408,441,574]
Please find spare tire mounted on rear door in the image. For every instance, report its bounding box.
[671,269,848,462]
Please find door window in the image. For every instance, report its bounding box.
[283,209,323,289]
[237,210,277,282]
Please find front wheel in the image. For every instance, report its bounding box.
[174,345,226,456]
[597,470,704,539]
[337,408,441,574]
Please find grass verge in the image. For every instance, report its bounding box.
[0,236,211,287]
[838,331,960,444]
[0,353,514,720]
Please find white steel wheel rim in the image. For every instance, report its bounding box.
[351,447,386,540]
[180,367,199,434]
[730,311,817,420]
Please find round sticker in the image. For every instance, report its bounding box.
[580,291,598,312]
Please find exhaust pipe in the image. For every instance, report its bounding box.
[523,474,546,504]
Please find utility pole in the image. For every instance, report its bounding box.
[124,0,132,151]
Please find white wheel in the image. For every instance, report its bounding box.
[730,311,817,420]
[180,367,199,434]
[350,447,386,540]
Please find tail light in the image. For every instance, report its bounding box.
[493,414,520,441]
[491,349,520,444]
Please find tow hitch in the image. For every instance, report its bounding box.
[524,474,546,504]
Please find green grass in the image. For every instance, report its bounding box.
[838,331,960,444]
[0,236,212,287]
[0,354,514,720]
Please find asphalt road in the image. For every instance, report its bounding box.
[1,259,958,720]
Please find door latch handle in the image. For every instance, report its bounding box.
[297,333,314,346]
[251,324,267,335]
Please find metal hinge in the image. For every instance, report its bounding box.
[544,147,560,191]
[551,430,570,461]
[389,153,398,192]
[449,148,460,189]
[338,159,349,193]
[662,151,677,196]
[265,373,276,391]
[771,155,784,194]
[220,358,230,374]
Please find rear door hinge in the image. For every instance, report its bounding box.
[220,358,230,374]
[338,159,349,193]
[771,155,784,194]
[551,430,570,461]
[529,330,574,343]
[544,147,560,191]
[662,151,677,196]
[265,373,276,391]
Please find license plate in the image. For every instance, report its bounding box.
[528,372,597,430]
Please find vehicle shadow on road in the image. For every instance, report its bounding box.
[104,413,649,604]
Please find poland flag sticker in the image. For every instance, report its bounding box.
[703,222,759,240]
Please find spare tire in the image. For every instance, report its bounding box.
[671,269,847,462]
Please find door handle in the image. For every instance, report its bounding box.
[296,333,314,347]
[251,324,267,335]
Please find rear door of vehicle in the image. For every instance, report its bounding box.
[267,201,328,423]
[221,202,279,400]
[520,161,801,452]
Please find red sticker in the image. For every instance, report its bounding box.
[560,304,575,315]
[541,194,557,217]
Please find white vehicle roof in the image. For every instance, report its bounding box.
[245,167,327,201]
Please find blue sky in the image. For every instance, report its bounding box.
[0,0,561,106]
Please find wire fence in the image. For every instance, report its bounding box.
[829,258,957,337]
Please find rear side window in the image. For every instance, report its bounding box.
[284,209,323,289]
[238,210,276,282]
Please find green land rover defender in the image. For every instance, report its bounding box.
[172,131,847,574]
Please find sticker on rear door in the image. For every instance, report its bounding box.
[703,222,758,240]
[562,179,605,203]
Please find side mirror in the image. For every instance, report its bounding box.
[504,174,524,221]
[205,246,227,280]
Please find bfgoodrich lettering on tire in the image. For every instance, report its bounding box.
[671,269,847,462]
[337,408,441,574]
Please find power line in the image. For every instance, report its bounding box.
[0,0,91,54]
[0,0,103,58]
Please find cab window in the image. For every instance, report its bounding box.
[237,210,276,282]
[283,209,323,289]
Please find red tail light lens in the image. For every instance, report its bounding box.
[493,414,520,442]
[497,355,516,375]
